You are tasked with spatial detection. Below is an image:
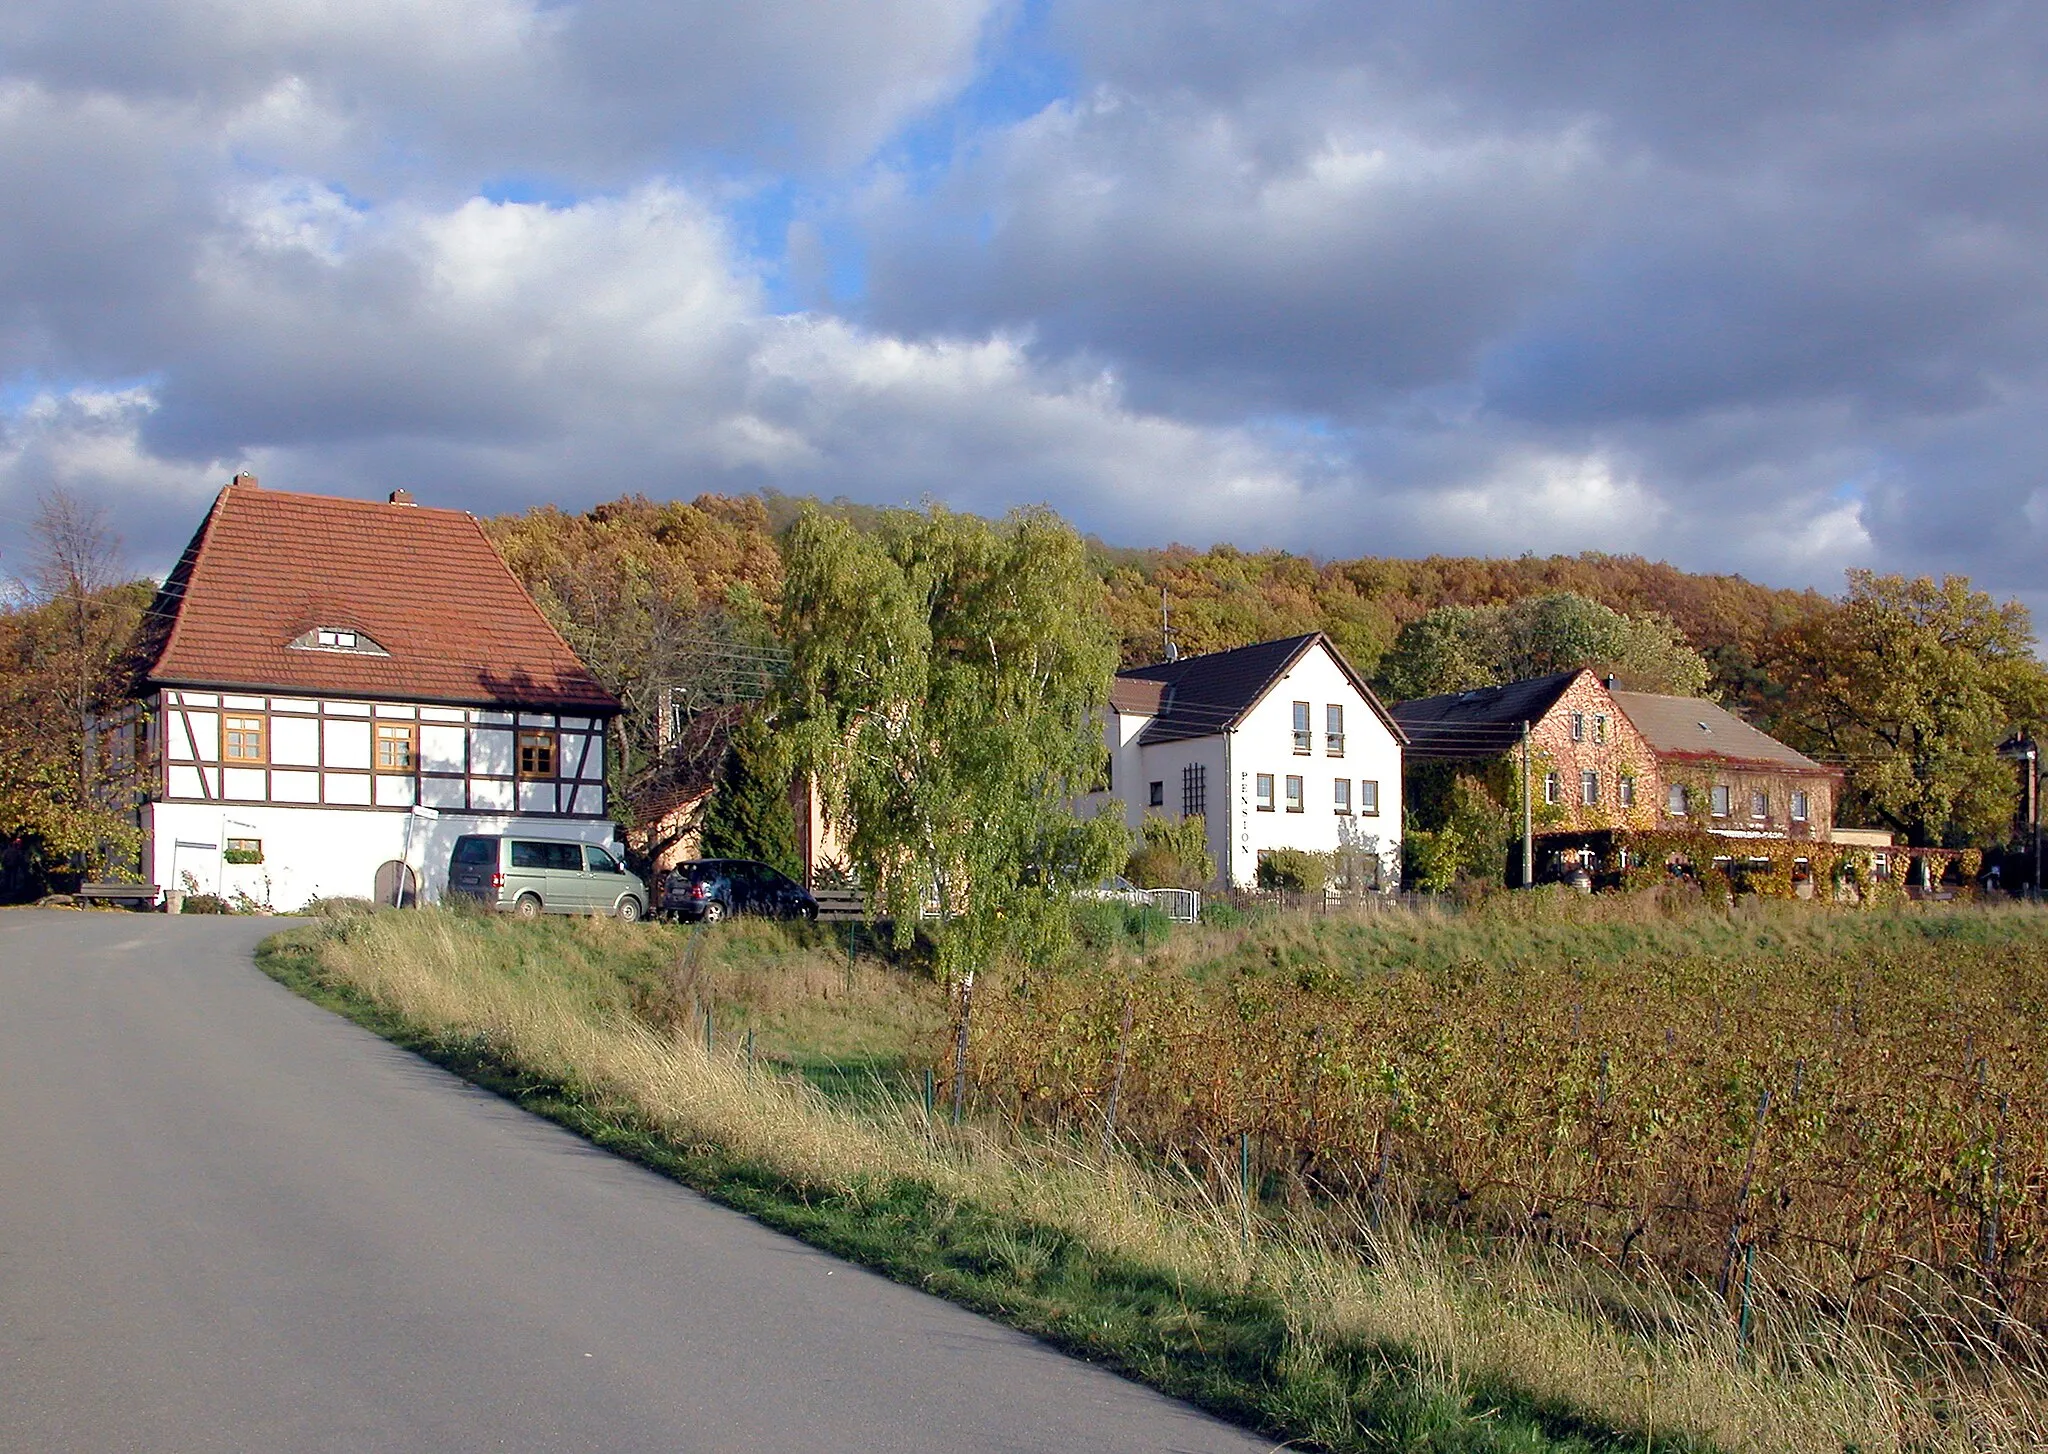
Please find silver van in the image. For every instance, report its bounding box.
[447,835,649,921]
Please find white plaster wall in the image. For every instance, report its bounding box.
[1222,645,1403,886]
[1130,735,1229,880]
[1077,706,1155,832]
[145,801,623,910]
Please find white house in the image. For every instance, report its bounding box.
[1081,633,1407,889]
[97,475,622,908]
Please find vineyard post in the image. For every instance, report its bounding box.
[1520,720,1534,887]
[703,1004,713,1055]
[950,970,974,1128]
[1102,994,1134,1153]
[1720,1086,1773,1300]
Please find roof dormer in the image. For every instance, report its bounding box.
[288,625,390,657]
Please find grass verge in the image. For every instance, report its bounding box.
[256,909,2035,1453]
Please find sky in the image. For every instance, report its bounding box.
[0,0,2043,614]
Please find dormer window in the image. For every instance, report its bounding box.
[288,626,389,656]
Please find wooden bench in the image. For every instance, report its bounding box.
[76,882,162,909]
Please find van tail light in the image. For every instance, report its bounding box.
[490,871,504,889]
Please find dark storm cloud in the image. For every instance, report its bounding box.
[847,0,2048,595]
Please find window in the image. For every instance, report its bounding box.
[225,837,263,865]
[512,840,581,871]
[1619,775,1636,808]
[1292,701,1311,754]
[1334,778,1351,814]
[1255,773,1275,811]
[1544,772,1561,805]
[1570,712,1585,742]
[316,628,359,650]
[1325,703,1345,756]
[585,845,622,874]
[1284,775,1304,812]
[1790,790,1810,822]
[1593,714,1608,744]
[1359,779,1379,815]
[1182,762,1206,819]
[222,713,265,763]
[1667,784,1688,815]
[517,730,558,779]
[1711,784,1731,817]
[375,722,416,772]
[1750,789,1769,820]
[1148,780,1164,808]
[1581,770,1599,806]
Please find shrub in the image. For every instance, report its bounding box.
[1126,813,1214,889]
[300,896,381,919]
[1256,847,1329,894]
[180,893,231,914]
[1198,899,1247,929]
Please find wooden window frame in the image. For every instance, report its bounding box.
[1333,778,1351,814]
[1255,773,1275,812]
[222,712,266,765]
[1581,770,1599,806]
[1359,779,1380,815]
[375,721,418,773]
[1325,703,1345,757]
[1283,774,1304,813]
[1291,701,1312,755]
[518,729,559,780]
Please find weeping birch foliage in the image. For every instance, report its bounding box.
[776,505,1127,980]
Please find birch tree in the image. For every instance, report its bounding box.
[776,505,1125,982]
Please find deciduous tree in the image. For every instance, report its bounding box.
[776,504,1126,980]
[1766,571,2048,846]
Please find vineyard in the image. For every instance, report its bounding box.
[967,896,2048,1326]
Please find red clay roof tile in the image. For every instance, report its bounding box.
[143,480,619,712]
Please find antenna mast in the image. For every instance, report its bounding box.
[1161,587,1178,662]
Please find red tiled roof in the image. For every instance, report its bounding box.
[142,479,619,711]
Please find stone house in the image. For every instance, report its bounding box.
[1610,690,1840,841]
[1391,669,1661,836]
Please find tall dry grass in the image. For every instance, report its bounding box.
[274,908,2048,1454]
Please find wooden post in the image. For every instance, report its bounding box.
[1520,721,1534,888]
[949,971,974,1128]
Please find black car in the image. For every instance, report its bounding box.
[660,859,818,923]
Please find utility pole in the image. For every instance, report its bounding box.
[1520,720,1534,888]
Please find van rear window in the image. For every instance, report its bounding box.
[451,836,497,865]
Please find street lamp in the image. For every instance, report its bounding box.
[1997,735,2040,897]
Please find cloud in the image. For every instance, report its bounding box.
[2,0,2046,619]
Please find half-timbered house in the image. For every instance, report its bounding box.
[99,475,621,908]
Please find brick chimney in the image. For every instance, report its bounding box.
[231,471,259,489]
[388,489,416,506]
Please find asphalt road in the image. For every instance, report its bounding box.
[0,911,1275,1453]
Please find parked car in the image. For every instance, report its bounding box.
[1077,874,1152,906]
[660,858,818,923]
[446,834,650,921]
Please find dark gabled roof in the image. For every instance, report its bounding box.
[1389,671,1583,761]
[1611,691,1835,776]
[140,478,619,712]
[1113,632,1406,746]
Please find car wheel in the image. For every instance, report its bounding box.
[514,893,542,921]
[616,897,642,923]
[701,900,727,923]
